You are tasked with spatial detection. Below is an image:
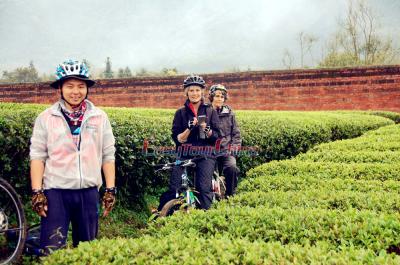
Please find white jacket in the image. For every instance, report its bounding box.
[29,100,116,190]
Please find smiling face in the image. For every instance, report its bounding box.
[212,90,225,108]
[186,85,203,103]
[61,78,88,109]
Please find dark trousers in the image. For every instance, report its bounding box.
[40,187,99,254]
[158,158,215,210]
[217,155,239,196]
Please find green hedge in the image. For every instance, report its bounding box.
[0,103,396,208]
[332,110,400,124]
[143,207,400,253]
[238,175,400,194]
[40,123,400,263]
[236,111,396,169]
[226,189,400,213]
[0,109,43,190]
[42,235,400,265]
[309,139,400,152]
[297,150,400,163]
[246,160,400,181]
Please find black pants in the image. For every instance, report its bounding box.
[158,158,215,210]
[40,187,99,255]
[217,155,239,196]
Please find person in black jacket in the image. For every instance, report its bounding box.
[157,74,221,211]
[209,84,241,196]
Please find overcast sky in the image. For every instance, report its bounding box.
[0,0,399,76]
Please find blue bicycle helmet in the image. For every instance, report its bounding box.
[50,59,95,89]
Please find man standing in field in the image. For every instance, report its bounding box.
[29,59,116,254]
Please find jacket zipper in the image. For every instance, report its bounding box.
[78,114,90,189]
[53,108,98,189]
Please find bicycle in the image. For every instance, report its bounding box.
[212,163,226,201]
[155,156,226,218]
[0,177,27,265]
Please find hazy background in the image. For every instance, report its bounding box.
[0,0,399,76]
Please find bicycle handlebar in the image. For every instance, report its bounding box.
[154,156,207,172]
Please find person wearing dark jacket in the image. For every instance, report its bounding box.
[209,84,241,196]
[157,74,221,211]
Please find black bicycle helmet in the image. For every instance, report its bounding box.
[209,84,227,95]
[183,74,205,89]
[209,84,228,101]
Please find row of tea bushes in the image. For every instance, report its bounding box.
[42,124,400,263]
[1,102,395,207]
[42,234,400,265]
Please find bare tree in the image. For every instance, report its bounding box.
[319,0,399,67]
[282,48,294,69]
[299,31,318,67]
[281,32,317,69]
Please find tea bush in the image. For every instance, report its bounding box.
[1,103,394,207]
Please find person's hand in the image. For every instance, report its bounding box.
[188,117,198,130]
[204,125,212,137]
[199,122,207,131]
[102,188,116,217]
[31,189,48,217]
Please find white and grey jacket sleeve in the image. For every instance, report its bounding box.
[102,113,116,163]
[29,114,48,162]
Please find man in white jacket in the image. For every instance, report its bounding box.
[29,59,116,255]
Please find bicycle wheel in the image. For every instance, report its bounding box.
[0,178,27,265]
[212,172,226,201]
[159,199,183,217]
[218,175,226,200]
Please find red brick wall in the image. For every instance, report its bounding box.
[1,65,399,112]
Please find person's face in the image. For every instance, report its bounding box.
[186,85,203,103]
[61,78,88,108]
[212,90,225,108]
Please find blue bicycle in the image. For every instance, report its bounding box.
[155,157,226,217]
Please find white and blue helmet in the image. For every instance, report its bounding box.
[50,59,95,88]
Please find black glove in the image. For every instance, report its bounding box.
[188,119,197,130]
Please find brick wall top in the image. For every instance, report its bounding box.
[1,65,400,112]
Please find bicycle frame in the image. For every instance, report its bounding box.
[174,160,199,209]
[155,157,225,218]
